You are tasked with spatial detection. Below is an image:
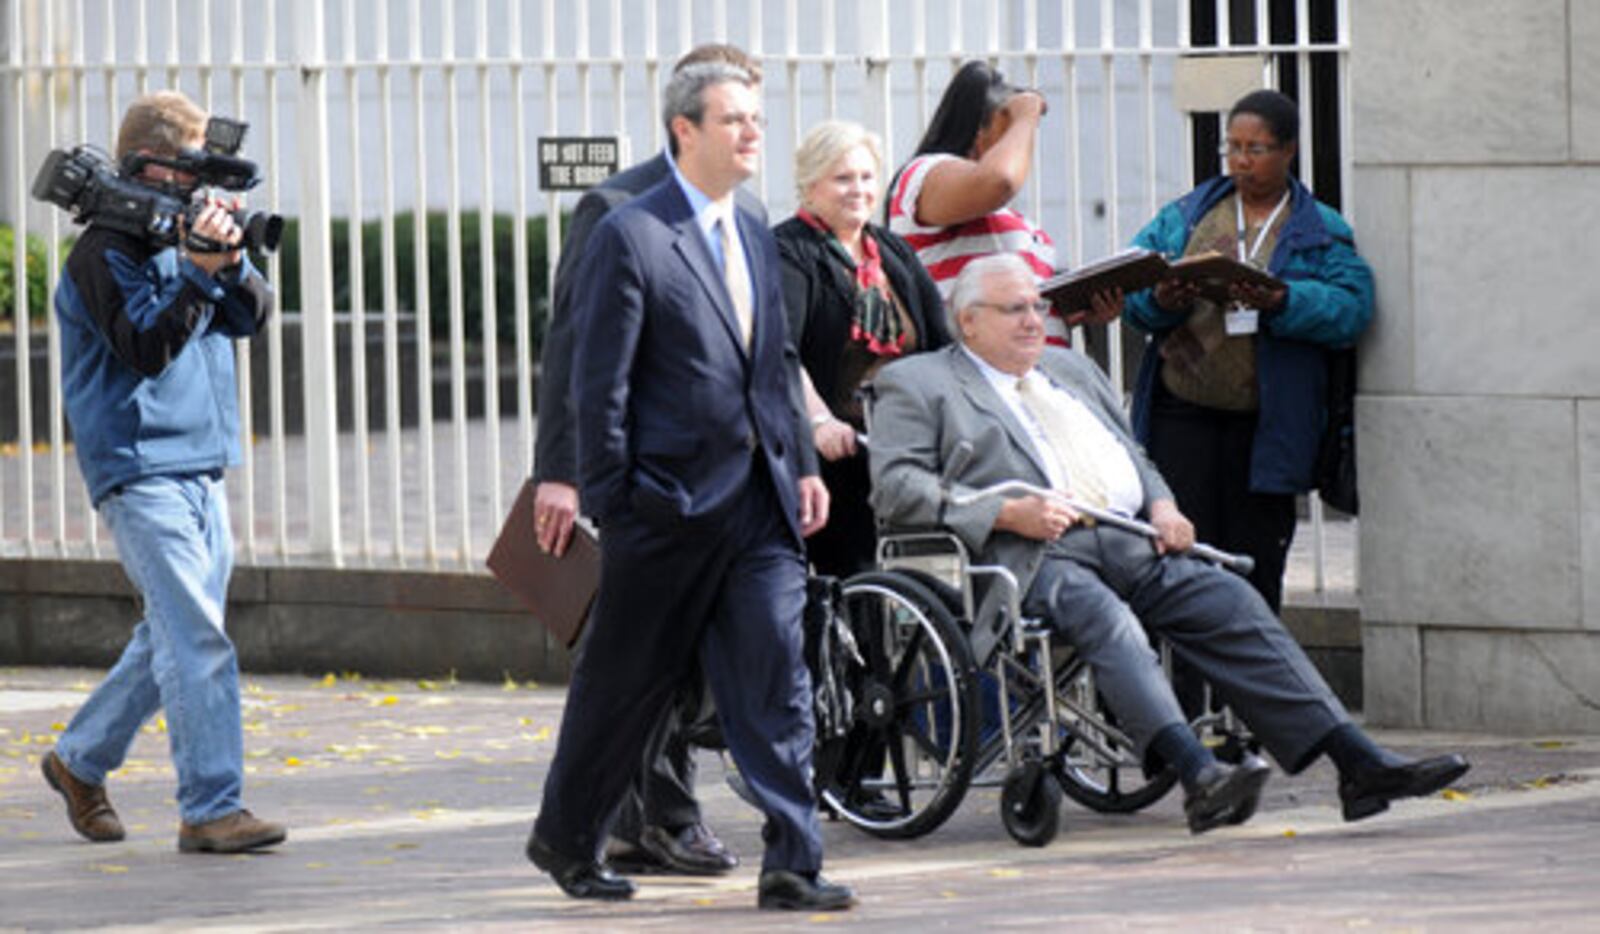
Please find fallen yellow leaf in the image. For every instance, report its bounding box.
[1532,740,1572,750]
[284,757,303,767]
[1441,789,1470,802]
[318,673,338,688]
[50,722,66,732]
[374,695,399,707]
[1283,829,1297,838]
[988,868,1022,879]
[91,864,130,874]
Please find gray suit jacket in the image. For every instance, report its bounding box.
[868,344,1173,596]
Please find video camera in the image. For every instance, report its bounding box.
[30,115,283,254]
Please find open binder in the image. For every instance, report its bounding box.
[1040,247,1283,310]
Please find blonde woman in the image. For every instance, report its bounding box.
[774,120,951,577]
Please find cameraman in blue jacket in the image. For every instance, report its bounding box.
[41,90,286,855]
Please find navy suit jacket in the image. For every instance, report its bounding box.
[536,154,767,485]
[572,177,812,546]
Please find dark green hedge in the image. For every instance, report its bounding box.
[275,210,562,349]
[0,225,54,324]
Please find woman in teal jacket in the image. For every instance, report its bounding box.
[1124,89,1373,612]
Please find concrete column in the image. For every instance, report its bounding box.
[1351,0,1600,732]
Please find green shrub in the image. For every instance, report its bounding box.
[275,210,561,351]
[0,225,53,325]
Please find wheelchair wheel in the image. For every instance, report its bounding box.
[1000,760,1062,847]
[815,571,979,840]
[1050,666,1178,814]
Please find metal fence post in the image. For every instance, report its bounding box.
[294,0,342,562]
[859,0,892,153]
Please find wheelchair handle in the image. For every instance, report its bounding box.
[947,479,1256,576]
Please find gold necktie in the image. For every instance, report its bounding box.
[1015,373,1110,508]
[718,213,753,348]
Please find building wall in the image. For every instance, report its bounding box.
[1351,0,1600,732]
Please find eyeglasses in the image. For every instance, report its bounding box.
[972,299,1051,317]
[710,111,768,131]
[1219,141,1281,159]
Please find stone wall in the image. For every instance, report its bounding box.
[0,559,573,685]
[1351,1,1600,732]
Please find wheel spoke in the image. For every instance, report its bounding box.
[889,625,928,690]
[895,684,954,709]
[884,727,914,814]
[900,717,948,762]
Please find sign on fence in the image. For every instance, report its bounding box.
[537,137,621,191]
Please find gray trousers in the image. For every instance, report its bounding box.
[1021,523,1348,772]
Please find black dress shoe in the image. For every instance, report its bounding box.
[637,822,739,875]
[1339,754,1470,822]
[526,833,636,900]
[1184,756,1271,835]
[603,836,670,875]
[757,870,856,911]
[849,791,905,824]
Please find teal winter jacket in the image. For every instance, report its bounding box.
[1123,174,1374,494]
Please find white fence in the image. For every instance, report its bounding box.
[0,0,1351,589]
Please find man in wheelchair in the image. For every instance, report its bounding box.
[867,254,1469,833]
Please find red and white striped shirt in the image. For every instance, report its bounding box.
[888,153,1069,346]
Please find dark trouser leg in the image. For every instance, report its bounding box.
[532,518,720,863]
[696,473,822,874]
[1146,394,1298,612]
[1102,528,1348,773]
[608,679,701,845]
[1022,542,1190,764]
[639,675,704,831]
[1147,396,1298,726]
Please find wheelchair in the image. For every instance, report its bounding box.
[804,457,1256,847]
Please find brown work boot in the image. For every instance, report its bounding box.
[41,751,125,843]
[178,809,287,854]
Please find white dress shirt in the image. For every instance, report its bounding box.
[961,346,1145,517]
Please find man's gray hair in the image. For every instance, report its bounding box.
[947,253,1037,339]
[662,61,753,153]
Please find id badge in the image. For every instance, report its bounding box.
[1225,307,1260,336]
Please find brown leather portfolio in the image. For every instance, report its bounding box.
[1165,251,1284,302]
[486,479,599,647]
[1040,248,1171,312]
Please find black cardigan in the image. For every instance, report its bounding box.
[772,217,952,413]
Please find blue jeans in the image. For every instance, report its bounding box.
[54,473,244,825]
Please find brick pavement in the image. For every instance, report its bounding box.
[2,666,1596,931]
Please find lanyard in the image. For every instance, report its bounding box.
[1235,189,1291,266]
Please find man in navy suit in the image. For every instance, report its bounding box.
[525,62,855,912]
[531,43,764,879]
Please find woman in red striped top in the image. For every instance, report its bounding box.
[887,61,1120,347]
